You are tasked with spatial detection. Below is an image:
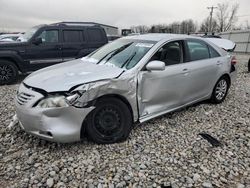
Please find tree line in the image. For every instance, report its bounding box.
[130,1,246,34]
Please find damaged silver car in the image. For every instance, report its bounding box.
[15,34,237,144]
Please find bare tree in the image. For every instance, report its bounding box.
[245,21,250,29]
[180,19,197,34]
[200,17,217,32]
[130,25,149,34]
[216,2,239,32]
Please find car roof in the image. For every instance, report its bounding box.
[124,33,199,42]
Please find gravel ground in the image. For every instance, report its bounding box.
[0,54,250,188]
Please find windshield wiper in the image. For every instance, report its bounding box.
[120,52,137,68]
[97,42,133,64]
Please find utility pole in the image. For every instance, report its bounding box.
[207,6,217,33]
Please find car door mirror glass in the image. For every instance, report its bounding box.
[146,60,165,71]
[32,37,42,45]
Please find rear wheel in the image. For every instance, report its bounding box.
[0,60,18,85]
[210,76,230,104]
[86,98,132,144]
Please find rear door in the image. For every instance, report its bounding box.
[86,27,107,53]
[181,39,221,103]
[25,28,63,70]
[62,29,85,61]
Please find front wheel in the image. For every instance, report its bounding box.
[0,60,18,85]
[210,76,230,104]
[85,98,133,144]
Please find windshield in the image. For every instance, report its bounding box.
[85,39,156,69]
[18,26,40,42]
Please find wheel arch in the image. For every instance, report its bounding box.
[0,55,24,72]
[80,94,135,139]
[220,73,231,87]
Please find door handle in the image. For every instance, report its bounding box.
[55,45,62,50]
[182,68,189,75]
[216,61,222,65]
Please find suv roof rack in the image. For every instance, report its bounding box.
[50,22,101,27]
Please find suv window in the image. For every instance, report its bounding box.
[150,41,183,66]
[187,41,210,61]
[63,30,82,43]
[87,28,103,42]
[38,30,58,43]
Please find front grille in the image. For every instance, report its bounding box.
[16,92,34,105]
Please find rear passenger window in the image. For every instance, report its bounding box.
[209,46,220,58]
[87,28,103,42]
[63,30,81,43]
[187,41,210,61]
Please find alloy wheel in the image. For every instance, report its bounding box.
[215,79,227,101]
[0,65,14,81]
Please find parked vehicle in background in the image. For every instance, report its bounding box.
[107,35,120,42]
[15,34,237,144]
[0,22,108,85]
[202,35,221,39]
[121,29,132,36]
[0,33,22,42]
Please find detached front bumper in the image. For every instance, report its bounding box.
[15,83,94,143]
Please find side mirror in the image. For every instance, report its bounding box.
[146,60,165,71]
[32,37,42,45]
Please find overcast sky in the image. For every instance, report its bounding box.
[0,0,249,32]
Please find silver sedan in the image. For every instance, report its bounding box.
[15,34,237,144]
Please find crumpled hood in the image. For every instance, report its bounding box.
[24,59,124,92]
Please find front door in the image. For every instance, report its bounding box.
[137,40,187,120]
[25,29,62,71]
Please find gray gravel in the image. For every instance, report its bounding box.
[0,54,250,188]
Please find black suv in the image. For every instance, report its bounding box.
[0,22,108,85]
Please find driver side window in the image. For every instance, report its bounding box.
[38,30,59,43]
[150,41,183,66]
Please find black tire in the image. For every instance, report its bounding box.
[210,76,230,104]
[0,60,18,85]
[85,97,132,144]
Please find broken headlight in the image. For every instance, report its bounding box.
[37,96,68,108]
[37,93,80,108]
[36,82,97,108]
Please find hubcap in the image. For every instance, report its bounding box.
[94,107,122,137]
[0,65,13,81]
[215,79,227,100]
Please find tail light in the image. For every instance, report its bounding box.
[231,56,237,65]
